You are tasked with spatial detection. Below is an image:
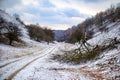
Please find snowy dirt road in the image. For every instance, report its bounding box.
[0,43,94,80]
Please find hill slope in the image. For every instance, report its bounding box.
[0,9,29,39]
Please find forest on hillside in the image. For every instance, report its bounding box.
[60,5,120,43]
[0,5,120,46]
[0,11,54,46]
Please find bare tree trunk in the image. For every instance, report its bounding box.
[9,39,12,45]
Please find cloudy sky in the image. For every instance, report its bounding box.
[0,0,120,30]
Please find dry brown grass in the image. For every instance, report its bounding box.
[49,67,108,80]
[14,52,33,58]
[79,67,109,80]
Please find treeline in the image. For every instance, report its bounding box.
[61,5,120,43]
[52,5,120,64]
[26,24,54,42]
[14,13,54,42]
[0,9,54,46]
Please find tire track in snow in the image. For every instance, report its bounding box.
[7,56,43,80]
[0,46,51,69]
[0,59,22,68]
[2,46,56,80]
[8,46,56,80]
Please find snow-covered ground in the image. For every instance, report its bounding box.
[80,22,120,80]
[0,9,120,80]
[0,41,95,80]
[0,22,120,80]
[88,21,120,46]
[0,40,119,80]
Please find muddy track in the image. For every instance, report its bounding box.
[5,46,56,80]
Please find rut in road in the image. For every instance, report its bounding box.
[0,46,56,80]
[0,59,22,69]
[0,47,50,69]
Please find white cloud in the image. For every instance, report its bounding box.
[49,0,120,15]
[21,0,40,6]
[49,0,70,9]
[21,12,42,25]
[40,24,71,30]
[22,12,37,20]
[71,17,85,24]
[1,0,120,30]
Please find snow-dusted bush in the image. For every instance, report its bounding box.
[26,24,54,42]
[0,9,30,45]
[51,45,101,64]
[52,37,120,64]
[0,17,22,45]
[0,9,29,39]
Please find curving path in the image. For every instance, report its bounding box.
[0,45,56,80]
